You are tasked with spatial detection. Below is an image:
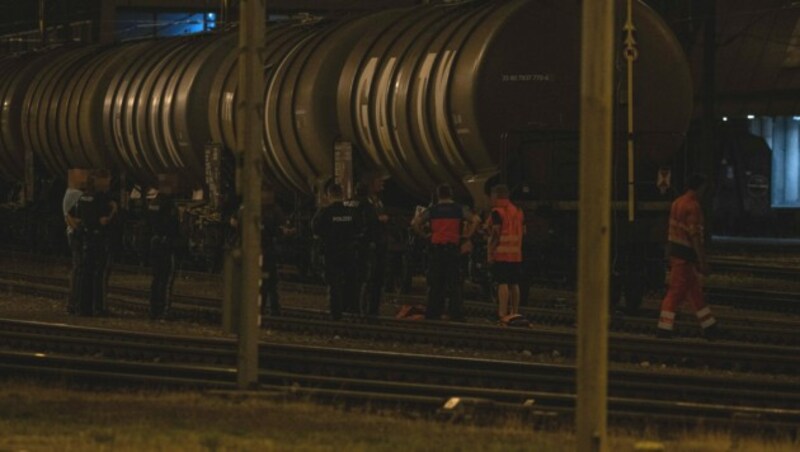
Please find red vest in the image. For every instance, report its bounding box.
[429,202,464,245]
[490,200,523,262]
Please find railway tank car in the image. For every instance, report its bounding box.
[0,0,693,300]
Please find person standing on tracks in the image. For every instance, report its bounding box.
[486,184,525,324]
[260,183,292,318]
[68,171,118,316]
[361,173,389,318]
[344,182,372,315]
[657,174,719,339]
[226,183,291,320]
[412,183,480,321]
[63,170,86,315]
[147,176,181,320]
[312,184,362,320]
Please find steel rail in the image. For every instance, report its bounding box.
[1,272,800,375]
[1,320,799,432]
[2,268,800,346]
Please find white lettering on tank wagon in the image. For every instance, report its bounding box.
[357,57,379,153]
[501,74,555,82]
[434,50,461,168]
[377,57,399,167]
[417,53,438,165]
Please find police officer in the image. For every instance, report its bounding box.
[260,183,289,318]
[63,170,85,314]
[344,182,371,315]
[312,184,362,320]
[147,176,181,320]
[67,171,117,316]
[361,173,388,317]
[412,184,480,321]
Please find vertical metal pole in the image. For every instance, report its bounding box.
[577,0,614,450]
[700,0,717,238]
[38,0,46,46]
[236,0,265,389]
[221,0,230,29]
[623,0,638,222]
[93,0,117,45]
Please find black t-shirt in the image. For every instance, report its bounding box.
[147,194,180,238]
[261,204,286,253]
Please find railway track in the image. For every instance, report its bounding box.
[2,319,799,433]
[94,263,800,314]
[5,252,800,313]
[709,257,800,280]
[2,266,800,346]
[2,271,800,375]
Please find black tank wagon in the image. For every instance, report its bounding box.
[0,0,693,302]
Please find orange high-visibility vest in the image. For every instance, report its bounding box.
[667,190,703,261]
[490,200,523,262]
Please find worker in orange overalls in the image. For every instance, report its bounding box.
[657,174,719,339]
[486,184,526,324]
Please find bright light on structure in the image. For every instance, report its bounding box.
[793,116,800,121]
[722,116,728,121]
[747,115,755,120]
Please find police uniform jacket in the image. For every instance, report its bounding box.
[71,192,113,234]
[312,201,362,256]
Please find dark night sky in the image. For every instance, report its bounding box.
[0,1,38,34]
[0,0,96,35]
[0,0,430,36]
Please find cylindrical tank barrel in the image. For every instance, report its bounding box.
[0,0,692,201]
[337,0,692,197]
[0,53,50,181]
[104,34,232,186]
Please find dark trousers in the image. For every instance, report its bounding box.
[149,235,176,319]
[261,259,280,316]
[325,250,358,320]
[385,250,404,293]
[362,244,387,316]
[67,233,81,314]
[426,244,463,320]
[73,231,109,316]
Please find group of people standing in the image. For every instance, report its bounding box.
[311,172,721,338]
[312,179,526,324]
[310,176,389,320]
[61,167,717,338]
[64,171,180,320]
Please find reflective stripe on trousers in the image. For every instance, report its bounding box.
[658,258,716,331]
